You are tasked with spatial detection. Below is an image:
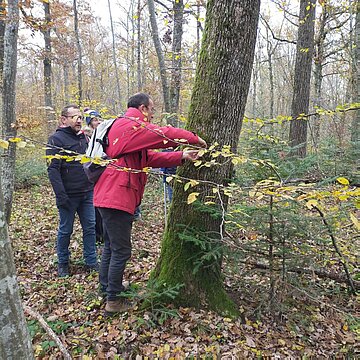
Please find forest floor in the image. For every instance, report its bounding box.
[10,181,360,359]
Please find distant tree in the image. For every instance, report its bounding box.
[43,1,55,135]
[352,0,360,144]
[0,1,5,82]
[147,0,171,112]
[154,0,260,314]
[1,0,19,223]
[107,0,122,107]
[169,0,184,124]
[289,0,316,157]
[73,0,83,104]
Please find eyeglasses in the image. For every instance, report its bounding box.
[145,106,156,113]
[65,115,84,121]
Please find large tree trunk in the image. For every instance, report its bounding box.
[1,0,19,223]
[73,0,82,105]
[169,0,184,126]
[0,176,34,359]
[154,0,260,315]
[147,0,170,112]
[43,1,55,136]
[289,0,316,158]
[108,0,122,108]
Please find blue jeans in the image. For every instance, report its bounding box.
[57,191,97,265]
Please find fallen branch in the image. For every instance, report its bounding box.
[244,261,360,291]
[24,306,72,360]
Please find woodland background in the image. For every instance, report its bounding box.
[0,0,359,358]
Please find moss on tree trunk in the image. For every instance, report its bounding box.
[153,0,260,316]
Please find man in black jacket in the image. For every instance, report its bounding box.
[46,105,97,277]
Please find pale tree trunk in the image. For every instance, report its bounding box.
[154,0,260,315]
[196,0,201,60]
[43,1,55,136]
[169,0,184,126]
[147,0,170,112]
[1,0,19,223]
[0,176,34,359]
[108,0,122,108]
[289,0,316,158]
[73,0,82,105]
[137,0,142,91]
[352,0,360,143]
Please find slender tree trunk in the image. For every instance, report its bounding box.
[108,0,122,108]
[0,177,34,358]
[313,5,327,147]
[63,63,69,104]
[137,0,142,91]
[73,0,82,105]
[352,0,360,143]
[196,0,201,61]
[147,0,170,112]
[0,1,5,86]
[43,1,55,136]
[289,0,316,158]
[154,0,260,315]
[169,0,184,125]
[1,0,19,223]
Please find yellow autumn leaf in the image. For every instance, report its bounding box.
[165,176,173,183]
[306,199,318,209]
[0,139,9,149]
[187,192,199,204]
[8,137,22,143]
[337,177,349,186]
[350,213,360,231]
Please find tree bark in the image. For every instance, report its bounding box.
[0,1,5,87]
[1,0,19,223]
[154,0,260,315]
[43,1,55,136]
[169,0,184,126]
[73,0,82,105]
[352,0,360,143]
[108,0,122,108]
[147,0,170,112]
[0,155,34,358]
[289,0,316,158]
[137,0,142,91]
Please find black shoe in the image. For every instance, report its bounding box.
[86,263,99,272]
[58,263,69,278]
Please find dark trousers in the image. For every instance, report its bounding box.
[98,208,133,300]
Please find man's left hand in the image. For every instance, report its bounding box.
[182,150,200,161]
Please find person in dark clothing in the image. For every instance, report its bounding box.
[46,105,98,277]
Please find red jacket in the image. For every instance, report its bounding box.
[94,107,199,214]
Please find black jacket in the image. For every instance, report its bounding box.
[46,126,93,206]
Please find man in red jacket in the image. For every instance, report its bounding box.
[94,93,206,315]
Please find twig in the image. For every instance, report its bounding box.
[24,306,72,360]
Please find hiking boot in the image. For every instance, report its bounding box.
[86,263,99,272]
[58,263,69,278]
[105,298,132,316]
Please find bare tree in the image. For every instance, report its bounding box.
[108,0,122,107]
[352,0,360,143]
[43,1,55,135]
[147,0,171,112]
[73,0,83,104]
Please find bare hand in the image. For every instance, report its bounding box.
[197,136,207,148]
[182,150,200,161]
